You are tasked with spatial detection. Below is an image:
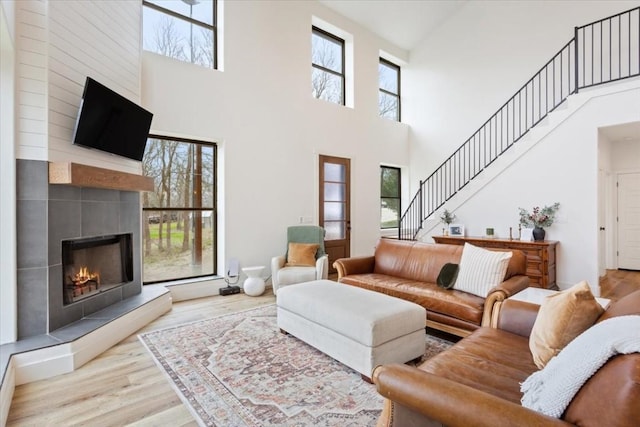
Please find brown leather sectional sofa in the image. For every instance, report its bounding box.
[333,238,529,337]
[373,290,640,427]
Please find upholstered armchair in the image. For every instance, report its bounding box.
[271,225,329,295]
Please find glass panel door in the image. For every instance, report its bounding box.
[319,155,350,273]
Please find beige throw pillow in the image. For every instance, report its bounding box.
[529,281,604,369]
[285,243,319,267]
[453,243,512,297]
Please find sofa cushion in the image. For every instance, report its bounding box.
[453,243,512,297]
[373,239,463,283]
[340,274,485,325]
[436,263,459,289]
[277,266,317,286]
[419,327,538,403]
[529,281,604,368]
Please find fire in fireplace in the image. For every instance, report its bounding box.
[62,233,133,305]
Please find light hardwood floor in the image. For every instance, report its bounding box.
[6,270,640,426]
[6,291,276,426]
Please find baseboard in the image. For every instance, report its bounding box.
[166,277,273,301]
[165,277,228,301]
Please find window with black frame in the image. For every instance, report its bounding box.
[142,0,217,69]
[381,166,401,229]
[379,58,400,121]
[312,26,345,105]
[142,136,217,283]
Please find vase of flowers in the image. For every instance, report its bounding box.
[439,209,456,235]
[518,203,560,241]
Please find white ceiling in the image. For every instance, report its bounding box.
[319,0,469,51]
[599,122,640,143]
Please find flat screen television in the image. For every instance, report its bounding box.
[72,77,153,161]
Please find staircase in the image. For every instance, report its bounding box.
[399,6,640,240]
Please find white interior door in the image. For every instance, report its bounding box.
[617,172,640,270]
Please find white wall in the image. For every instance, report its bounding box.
[404,0,639,187]
[1,1,17,344]
[142,0,410,271]
[423,85,640,293]
[612,139,640,171]
[13,0,48,162]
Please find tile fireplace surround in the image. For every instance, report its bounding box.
[16,159,143,339]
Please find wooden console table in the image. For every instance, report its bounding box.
[432,236,559,290]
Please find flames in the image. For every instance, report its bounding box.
[72,266,99,286]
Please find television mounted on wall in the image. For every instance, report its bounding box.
[72,77,153,162]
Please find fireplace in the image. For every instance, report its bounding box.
[62,234,133,305]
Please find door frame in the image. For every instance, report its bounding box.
[318,154,351,273]
[616,171,640,270]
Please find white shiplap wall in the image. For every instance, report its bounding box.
[15,0,48,161]
[46,0,142,173]
[15,0,143,173]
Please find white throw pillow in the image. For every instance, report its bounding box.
[453,243,512,297]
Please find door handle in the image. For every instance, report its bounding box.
[599,227,605,231]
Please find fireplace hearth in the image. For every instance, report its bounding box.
[62,234,133,305]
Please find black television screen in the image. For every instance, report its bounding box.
[72,77,153,161]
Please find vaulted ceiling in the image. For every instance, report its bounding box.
[319,0,468,50]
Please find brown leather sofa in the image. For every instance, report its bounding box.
[373,290,640,427]
[333,238,529,337]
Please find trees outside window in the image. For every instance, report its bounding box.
[379,58,400,121]
[142,0,217,69]
[381,166,401,229]
[142,136,217,283]
[312,27,345,105]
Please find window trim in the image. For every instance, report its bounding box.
[312,25,346,105]
[142,0,218,69]
[379,58,401,121]
[380,165,401,230]
[142,134,218,284]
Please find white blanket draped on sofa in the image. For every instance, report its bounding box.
[521,315,640,418]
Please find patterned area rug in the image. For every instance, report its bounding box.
[139,304,453,427]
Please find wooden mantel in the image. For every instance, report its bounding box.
[49,162,154,192]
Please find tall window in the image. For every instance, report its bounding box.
[312,26,345,105]
[142,136,217,283]
[379,58,400,121]
[142,0,217,69]
[381,166,401,229]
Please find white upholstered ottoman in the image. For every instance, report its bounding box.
[276,279,426,381]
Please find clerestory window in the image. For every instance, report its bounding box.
[312,26,345,105]
[142,0,217,69]
[379,58,401,121]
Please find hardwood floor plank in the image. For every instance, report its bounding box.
[126,405,198,427]
[600,269,640,300]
